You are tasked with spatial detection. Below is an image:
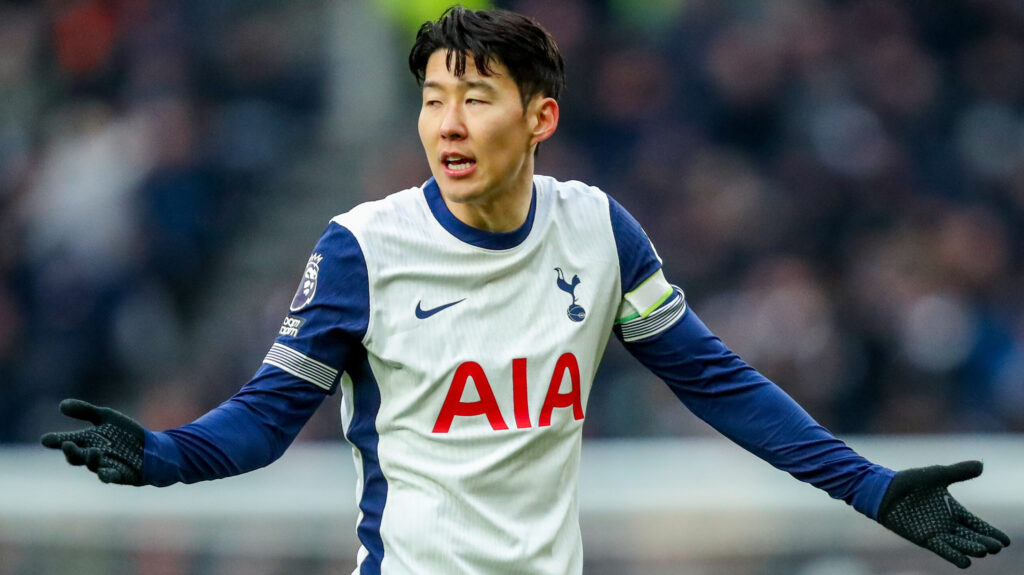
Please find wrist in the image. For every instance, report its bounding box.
[141,429,184,487]
[851,464,896,520]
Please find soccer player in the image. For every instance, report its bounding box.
[42,6,1009,573]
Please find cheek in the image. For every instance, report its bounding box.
[418,109,443,142]
[484,118,528,163]
[417,116,430,148]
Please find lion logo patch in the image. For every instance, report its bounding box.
[290,253,324,311]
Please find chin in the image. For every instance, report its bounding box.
[438,177,487,204]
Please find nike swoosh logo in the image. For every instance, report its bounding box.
[415,299,465,319]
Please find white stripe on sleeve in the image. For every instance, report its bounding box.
[263,343,339,391]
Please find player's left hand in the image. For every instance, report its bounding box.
[40,399,146,486]
[878,460,1010,569]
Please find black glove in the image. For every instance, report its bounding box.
[40,399,146,486]
[878,460,1010,568]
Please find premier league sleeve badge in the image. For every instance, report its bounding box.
[290,253,324,312]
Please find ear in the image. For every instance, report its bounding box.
[528,96,559,146]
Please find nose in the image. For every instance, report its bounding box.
[440,103,467,140]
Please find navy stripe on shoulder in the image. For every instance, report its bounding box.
[607,194,662,294]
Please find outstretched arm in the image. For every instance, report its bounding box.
[620,304,1009,567]
[40,365,331,486]
[42,220,370,487]
[606,192,1008,568]
[620,304,894,516]
[143,364,332,485]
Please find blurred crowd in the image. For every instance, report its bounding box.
[0,0,326,442]
[564,0,1024,438]
[2,0,1024,447]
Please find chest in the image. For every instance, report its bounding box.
[365,220,618,360]
[357,219,621,435]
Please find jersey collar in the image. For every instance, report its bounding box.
[423,177,537,250]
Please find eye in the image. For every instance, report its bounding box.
[424,99,442,108]
[466,98,487,105]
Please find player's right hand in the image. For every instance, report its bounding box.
[40,399,146,486]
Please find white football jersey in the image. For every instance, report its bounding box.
[267,175,682,574]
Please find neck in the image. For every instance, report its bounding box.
[442,160,535,233]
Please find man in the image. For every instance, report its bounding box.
[42,6,1009,573]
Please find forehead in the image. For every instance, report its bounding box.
[422,49,514,90]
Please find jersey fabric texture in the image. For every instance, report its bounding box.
[141,175,894,575]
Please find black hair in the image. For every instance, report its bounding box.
[408,5,566,108]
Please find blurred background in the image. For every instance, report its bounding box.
[1,0,1024,573]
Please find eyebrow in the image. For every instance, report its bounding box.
[422,79,498,94]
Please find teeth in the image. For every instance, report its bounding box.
[444,155,473,171]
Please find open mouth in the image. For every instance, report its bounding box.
[442,153,477,176]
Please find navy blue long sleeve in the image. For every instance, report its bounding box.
[142,221,369,487]
[606,192,893,519]
[619,306,894,518]
[143,365,329,486]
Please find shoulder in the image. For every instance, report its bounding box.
[534,174,609,206]
[534,175,644,224]
[298,185,429,281]
[533,175,615,231]
[331,185,428,236]
[535,176,664,295]
[539,174,648,242]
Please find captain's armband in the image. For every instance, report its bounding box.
[616,269,686,342]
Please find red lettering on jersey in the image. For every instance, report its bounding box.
[512,358,531,429]
[432,361,509,433]
[539,353,583,427]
